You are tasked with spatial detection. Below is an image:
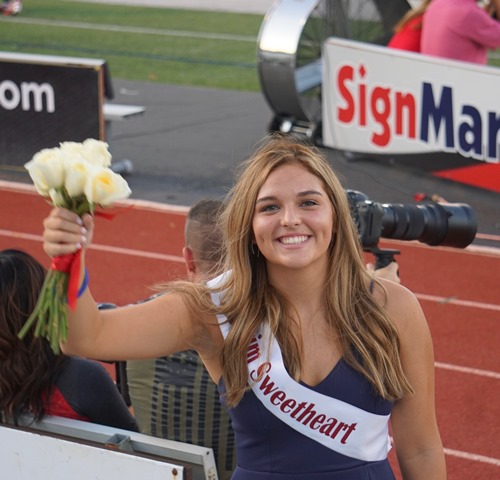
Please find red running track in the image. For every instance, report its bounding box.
[1,181,499,479]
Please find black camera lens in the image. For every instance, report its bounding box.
[345,189,477,250]
[380,203,477,248]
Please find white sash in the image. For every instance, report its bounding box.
[209,276,391,461]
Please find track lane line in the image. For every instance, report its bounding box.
[435,362,500,380]
[415,293,500,312]
[388,438,500,468]
[443,448,500,467]
[2,180,500,246]
[1,228,498,308]
[0,229,184,263]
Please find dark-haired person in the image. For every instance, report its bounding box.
[0,249,138,431]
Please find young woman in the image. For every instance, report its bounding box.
[42,136,446,479]
[0,249,138,431]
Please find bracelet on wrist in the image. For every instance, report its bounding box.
[77,268,89,298]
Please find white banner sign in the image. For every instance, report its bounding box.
[322,38,500,164]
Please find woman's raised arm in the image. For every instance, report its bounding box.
[42,207,208,362]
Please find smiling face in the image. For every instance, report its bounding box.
[252,162,335,279]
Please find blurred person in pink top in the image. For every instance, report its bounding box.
[421,0,500,65]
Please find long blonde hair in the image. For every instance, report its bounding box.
[176,135,413,406]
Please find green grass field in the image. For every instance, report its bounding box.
[0,0,264,91]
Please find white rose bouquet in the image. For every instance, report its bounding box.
[18,139,131,353]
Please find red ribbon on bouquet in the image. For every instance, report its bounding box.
[51,249,82,311]
[47,207,132,311]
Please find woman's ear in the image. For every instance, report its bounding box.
[182,246,196,280]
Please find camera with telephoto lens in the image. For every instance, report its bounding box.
[346,190,478,269]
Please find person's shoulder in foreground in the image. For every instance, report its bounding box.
[53,355,139,431]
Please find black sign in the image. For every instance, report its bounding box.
[0,53,106,166]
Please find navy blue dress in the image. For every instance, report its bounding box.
[218,358,395,479]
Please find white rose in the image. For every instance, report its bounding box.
[84,166,131,206]
[64,157,94,197]
[24,148,65,196]
[59,141,86,160]
[82,139,112,167]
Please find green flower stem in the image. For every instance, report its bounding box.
[60,273,70,345]
[18,269,54,340]
[18,193,95,354]
[50,275,62,353]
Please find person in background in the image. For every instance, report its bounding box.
[1,0,22,15]
[387,0,432,53]
[127,199,237,480]
[42,135,442,479]
[0,249,138,431]
[421,0,500,65]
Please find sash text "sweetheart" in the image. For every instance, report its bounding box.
[248,335,357,446]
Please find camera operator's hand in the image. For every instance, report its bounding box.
[366,261,400,284]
